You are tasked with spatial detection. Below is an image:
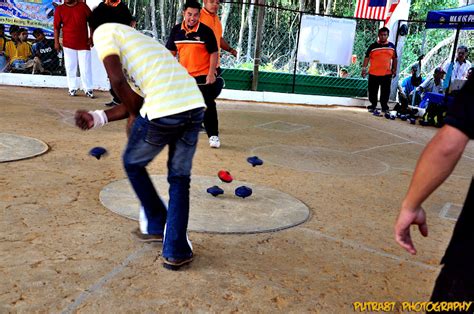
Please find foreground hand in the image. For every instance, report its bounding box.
[75,110,94,130]
[206,73,216,85]
[394,206,428,255]
[361,68,367,78]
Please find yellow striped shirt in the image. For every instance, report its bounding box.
[93,23,205,120]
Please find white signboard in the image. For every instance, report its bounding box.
[297,15,357,66]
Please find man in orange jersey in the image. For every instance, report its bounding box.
[361,27,397,113]
[166,1,221,148]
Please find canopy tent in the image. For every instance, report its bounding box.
[426,4,474,29]
[424,4,473,88]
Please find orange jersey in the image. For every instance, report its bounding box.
[166,22,218,77]
[365,41,397,76]
[200,8,223,66]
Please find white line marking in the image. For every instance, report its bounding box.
[351,142,414,154]
[61,245,152,314]
[297,227,439,271]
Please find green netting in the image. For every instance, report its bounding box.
[221,69,368,98]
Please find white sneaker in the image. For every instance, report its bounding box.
[85,90,94,98]
[68,89,77,96]
[209,136,220,148]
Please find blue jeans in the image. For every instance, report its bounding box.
[123,108,204,259]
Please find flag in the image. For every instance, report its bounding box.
[354,0,388,20]
[384,0,411,42]
[385,0,400,24]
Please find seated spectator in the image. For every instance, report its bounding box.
[5,26,32,72]
[417,67,445,96]
[397,64,424,111]
[0,24,7,72]
[339,68,349,78]
[31,28,60,74]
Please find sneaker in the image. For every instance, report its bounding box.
[209,136,220,148]
[131,228,163,243]
[367,106,376,113]
[162,254,193,271]
[104,100,118,107]
[69,89,77,97]
[85,90,94,98]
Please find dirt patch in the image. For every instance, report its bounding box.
[1,86,473,312]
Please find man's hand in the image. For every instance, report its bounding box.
[75,110,94,130]
[54,41,61,52]
[126,114,136,137]
[229,48,237,58]
[361,68,367,78]
[206,72,216,85]
[394,206,428,255]
[392,69,397,78]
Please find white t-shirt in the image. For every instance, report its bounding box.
[419,77,444,94]
[444,60,472,81]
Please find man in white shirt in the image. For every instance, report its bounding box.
[444,45,471,82]
[418,67,445,96]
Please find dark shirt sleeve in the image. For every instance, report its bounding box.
[444,82,474,139]
[203,25,218,54]
[165,25,178,51]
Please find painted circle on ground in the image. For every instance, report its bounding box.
[100,175,310,234]
[0,133,49,163]
[251,145,388,176]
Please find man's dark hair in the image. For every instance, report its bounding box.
[0,24,4,31]
[18,27,27,34]
[9,25,19,35]
[378,27,389,35]
[457,45,468,54]
[32,28,44,37]
[183,0,201,11]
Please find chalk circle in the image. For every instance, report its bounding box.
[100,175,310,234]
[251,145,389,176]
[0,133,49,163]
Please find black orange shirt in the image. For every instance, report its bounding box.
[365,41,397,76]
[166,22,218,77]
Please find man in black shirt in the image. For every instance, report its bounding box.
[395,69,474,300]
[32,28,60,74]
[89,0,134,107]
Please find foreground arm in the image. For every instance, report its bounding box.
[206,51,218,84]
[75,54,143,131]
[361,57,369,78]
[395,125,469,254]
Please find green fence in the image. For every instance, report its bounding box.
[221,69,368,97]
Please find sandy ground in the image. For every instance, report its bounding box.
[1,86,473,313]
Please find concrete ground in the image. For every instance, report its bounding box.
[1,86,473,313]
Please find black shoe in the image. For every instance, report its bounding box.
[131,228,163,243]
[163,254,193,271]
[104,100,119,107]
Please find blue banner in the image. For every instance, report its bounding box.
[0,0,56,38]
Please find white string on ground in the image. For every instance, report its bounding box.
[297,227,439,271]
[61,245,152,314]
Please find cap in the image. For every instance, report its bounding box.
[434,67,446,74]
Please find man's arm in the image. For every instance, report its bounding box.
[220,38,236,57]
[103,54,143,116]
[361,57,369,78]
[206,51,218,84]
[391,57,398,78]
[75,54,143,131]
[395,125,470,254]
[53,8,61,52]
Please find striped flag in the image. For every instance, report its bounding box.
[354,0,388,20]
[385,0,400,24]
